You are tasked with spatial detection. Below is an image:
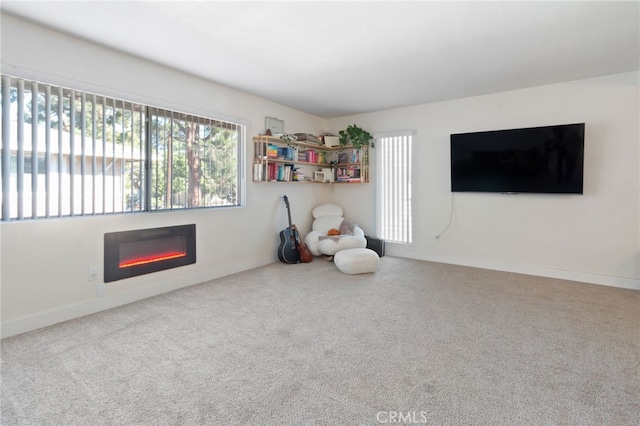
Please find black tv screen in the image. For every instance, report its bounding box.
[450,123,585,194]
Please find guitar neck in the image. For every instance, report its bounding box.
[287,205,294,232]
[284,196,294,234]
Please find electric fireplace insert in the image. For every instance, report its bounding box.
[104,224,196,282]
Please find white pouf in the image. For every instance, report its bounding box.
[334,248,379,274]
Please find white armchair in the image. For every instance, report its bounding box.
[304,204,367,257]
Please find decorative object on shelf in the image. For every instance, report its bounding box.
[265,116,284,135]
[329,160,338,181]
[280,133,297,143]
[323,135,340,147]
[321,168,335,182]
[338,124,375,149]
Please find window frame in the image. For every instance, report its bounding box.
[0,75,246,221]
[375,130,413,244]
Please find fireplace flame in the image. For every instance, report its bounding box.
[119,251,187,268]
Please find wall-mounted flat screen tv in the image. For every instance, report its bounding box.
[450,123,585,194]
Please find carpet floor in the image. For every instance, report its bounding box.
[1,256,639,425]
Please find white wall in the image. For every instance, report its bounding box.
[330,72,640,290]
[2,14,638,339]
[0,14,335,337]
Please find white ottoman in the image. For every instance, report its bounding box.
[334,248,379,274]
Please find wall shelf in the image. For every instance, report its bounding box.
[252,135,369,183]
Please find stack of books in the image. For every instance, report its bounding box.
[299,150,319,163]
[294,133,320,144]
[336,166,362,183]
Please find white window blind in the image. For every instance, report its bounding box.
[0,75,244,221]
[376,131,413,243]
[148,108,243,210]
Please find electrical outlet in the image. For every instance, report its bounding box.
[96,283,107,297]
[88,266,98,281]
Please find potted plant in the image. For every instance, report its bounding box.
[338,124,375,149]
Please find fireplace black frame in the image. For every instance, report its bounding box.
[104,224,196,283]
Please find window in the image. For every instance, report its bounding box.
[376,131,413,243]
[0,75,244,220]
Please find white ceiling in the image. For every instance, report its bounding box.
[2,1,639,119]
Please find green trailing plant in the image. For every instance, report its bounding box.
[338,124,375,149]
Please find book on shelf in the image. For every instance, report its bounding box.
[336,176,363,183]
[337,149,361,164]
[253,162,298,182]
[273,163,295,182]
[254,141,267,158]
[300,149,319,163]
[276,146,297,161]
[336,166,360,179]
[267,144,278,158]
[253,163,264,181]
[268,163,277,181]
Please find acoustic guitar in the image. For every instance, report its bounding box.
[292,224,313,263]
[278,195,301,264]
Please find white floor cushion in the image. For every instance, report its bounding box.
[334,248,379,274]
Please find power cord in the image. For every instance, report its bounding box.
[435,193,455,240]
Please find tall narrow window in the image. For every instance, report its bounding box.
[376,131,413,243]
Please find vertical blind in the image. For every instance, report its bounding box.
[148,107,242,210]
[376,131,413,243]
[0,75,244,221]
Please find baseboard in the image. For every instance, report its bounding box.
[387,246,640,291]
[5,249,637,338]
[1,257,273,339]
